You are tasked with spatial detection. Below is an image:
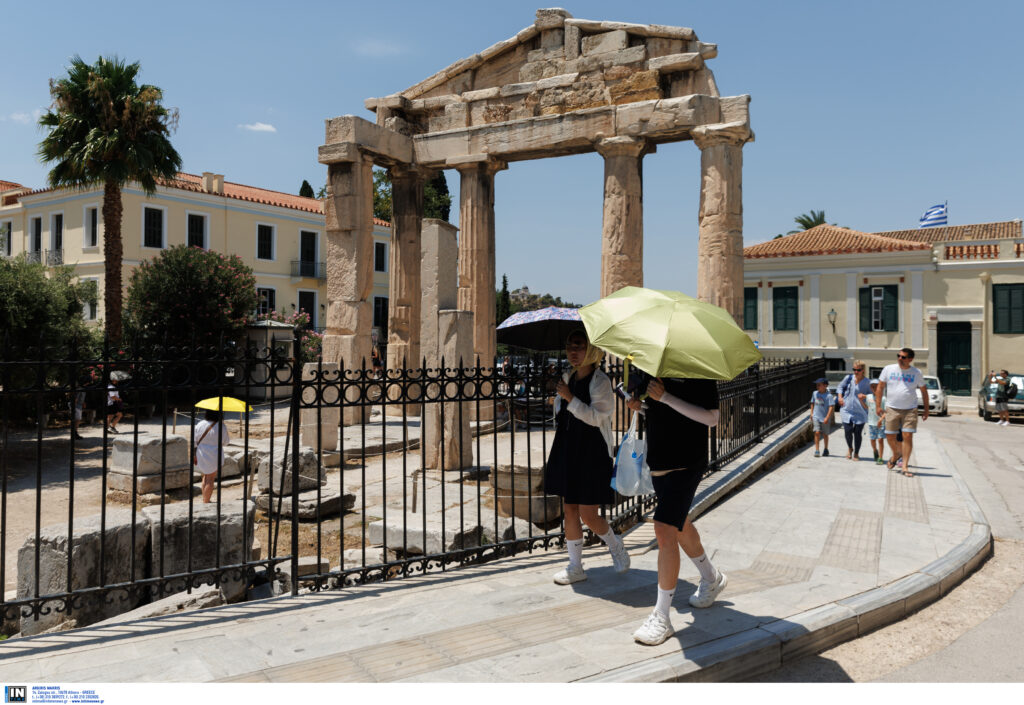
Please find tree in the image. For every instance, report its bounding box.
[124,245,257,348]
[38,56,182,343]
[496,274,512,325]
[372,168,392,221]
[0,255,95,353]
[790,210,827,233]
[424,171,451,221]
[299,179,315,198]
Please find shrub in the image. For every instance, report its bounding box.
[0,255,94,355]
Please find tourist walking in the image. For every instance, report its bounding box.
[867,379,886,464]
[544,330,629,585]
[626,376,724,646]
[989,370,1013,426]
[837,361,872,460]
[105,379,123,434]
[193,409,231,503]
[875,348,929,476]
[810,377,836,457]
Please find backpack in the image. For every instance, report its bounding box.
[1008,382,1018,400]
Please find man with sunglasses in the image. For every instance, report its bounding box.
[874,348,929,476]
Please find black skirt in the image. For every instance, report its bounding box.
[543,370,614,506]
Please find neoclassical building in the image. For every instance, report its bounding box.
[743,220,1024,395]
[0,174,393,335]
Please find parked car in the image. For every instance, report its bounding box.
[977,372,1024,421]
[916,375,948,416]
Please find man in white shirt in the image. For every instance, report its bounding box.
[874,347,929,476]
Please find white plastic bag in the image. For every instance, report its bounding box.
[612,413,653,496]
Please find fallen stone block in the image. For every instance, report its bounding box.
[256,447,325,494]
[106,465,193,494]
[92,585,224,626]
[367,513,487,554]
[111,433,189,474]
[255,488,356,520]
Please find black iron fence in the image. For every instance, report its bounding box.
[0,331,823,635]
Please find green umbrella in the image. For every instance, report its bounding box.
[579,286,762,380]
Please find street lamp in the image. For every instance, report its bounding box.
[827,308,837,338]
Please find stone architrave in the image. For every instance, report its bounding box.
[693,121,752,322]
[387,165,426,371]
[456,157,506,371]
[300,361,340,451]
[596,136,647,297]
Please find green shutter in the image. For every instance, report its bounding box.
[743,288,757,330]
[1012,286,1024,333]
[882,285,899,331]
[992,284,1024,334]
[773,287,798,331]
[859,288,871,331]
[786,290,798,329]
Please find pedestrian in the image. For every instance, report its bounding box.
[875,347,929,476]
[544,330,630,585]
[626,375,724,646]
[193,409,231,503]
[69,389,86,441]
[106,379,123,434]
[837,361,872,460]
[989,370,1013,426]
[810,377,836,458]
[867,379,886,464]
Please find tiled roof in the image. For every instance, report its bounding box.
[873,220,1022,243]
[744,225,931,259]
[0,180,25,192]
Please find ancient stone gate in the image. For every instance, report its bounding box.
[319,8,753,372]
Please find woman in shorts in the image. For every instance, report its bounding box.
[193,409,231,503]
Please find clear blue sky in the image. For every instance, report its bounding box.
[3,0,1022,304]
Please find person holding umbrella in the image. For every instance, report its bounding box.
[544,330,630,585]
[193,397,248,503]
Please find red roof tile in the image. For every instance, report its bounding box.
[744,225,931,259]
[873,220,1021,243]
[0,180,25,192]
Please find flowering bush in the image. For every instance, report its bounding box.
[124,245,258,348]
[254,309,323,363]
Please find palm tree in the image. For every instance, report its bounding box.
[790,210,827,233]
[38,56,182,343]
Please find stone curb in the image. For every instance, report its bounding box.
[582,426,993,683]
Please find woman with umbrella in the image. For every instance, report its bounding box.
[193,398,237,503]
[544,330,630,585]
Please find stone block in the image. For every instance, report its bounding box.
[111,433,189,474]
[527,47,565,64]
[256,447,325,494]
[420,219,460,357]
[608,69,661,105]
[322,115,414,164]
[424,310,474,471]
[367,514,487,554]
[92,585,223,626]
[494,492,562,525]
[255,488,355,520]
[18,510,151,635]
[648,52,703,73]
[582,30,628,57]
[564,24,581,60]
[106,465,194,494]
[301,361,341,452]
[461,87,500,102]
[646,37,684,58]
[325,300,370,337]
[325,230,373,302]
[540,28,564,51]
[534,7,571,30]
[142,499,255,603]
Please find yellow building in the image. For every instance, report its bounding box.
[0,173,393,335]
[743,221,1024,395]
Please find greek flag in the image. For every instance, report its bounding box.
[919,202,948,228]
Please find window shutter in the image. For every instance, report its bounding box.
[882,285,899,331]
[859,288,871,331]
[786,290,798,330]
[1012,286,1024,333]
[743,288,757,330]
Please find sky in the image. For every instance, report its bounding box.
[2,0,1023,304]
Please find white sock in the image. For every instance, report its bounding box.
[691,552,717,582]
[567,539,584,569]
[655,586,675,618]
[598,529,620,548]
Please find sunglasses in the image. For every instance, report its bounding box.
[853,367,864,372]
[897,354,911,360]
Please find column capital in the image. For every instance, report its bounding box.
[691,121,754,150]
[594,136,648,158]
[449,154,508,175]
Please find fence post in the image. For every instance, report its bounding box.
[754,363,763,443]
[290,325,303,596]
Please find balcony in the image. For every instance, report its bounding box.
[291,260,326,280]
[25,250,41,264]
[45,249,64,266]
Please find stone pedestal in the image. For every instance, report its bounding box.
[108,433,192,494]
[424,310,475,471]
[693,124,750,323]
[300,362,340,451]
[597,137,647,297]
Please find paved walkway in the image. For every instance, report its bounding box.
[0,419,990,682]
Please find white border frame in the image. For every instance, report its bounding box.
[256,285,277,316]
[185,210,210,249]
[49,210,65,252]
[255,222,276,261]
[140,204,167,249]
[373,240,389,273]
[82,203,101,250]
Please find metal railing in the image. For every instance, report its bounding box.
[0,330,822,635]
[290,260,326,280]
[45,249,63,266]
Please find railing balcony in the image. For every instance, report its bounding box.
[45,249,64,266]
[25,250,42,264]
[291,260,326,280]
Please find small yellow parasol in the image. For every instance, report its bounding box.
[195,396,252,413]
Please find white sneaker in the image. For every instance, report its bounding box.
[633,610,674,645]
[553,564,586,585]
[608,537,631,574]
[689,571,728,608]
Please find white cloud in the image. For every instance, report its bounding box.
[238,122,277,133]
[9,109,45,124]
[352,38,407,57]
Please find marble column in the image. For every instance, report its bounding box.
[596,137,647,298]
[322,149,374,424]
[387,165,425,371]
[693,124,750,323]
[456,158,506,369]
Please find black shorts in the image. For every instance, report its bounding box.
[651,468,703,530]
[106,400,123,415]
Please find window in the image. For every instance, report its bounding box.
[30,217,42,252]
[257,224,274,260]
[772,286,798,331]
[84,207,98,247]
[374,241,388,273]
[1,221,10,256]
[80,278,98,320]
[743,287,758,330]
[858,285,898,331]
[51,213,63,249]
[187,213,207,248]
[373,296,389,336]
[256,287,276,316]
[993,283,1024,334]
[143,207,164,248]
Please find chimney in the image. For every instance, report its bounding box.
[201,172,224,194]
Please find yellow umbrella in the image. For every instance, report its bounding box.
[195,396,252,413]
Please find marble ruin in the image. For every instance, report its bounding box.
[319,7,753,375]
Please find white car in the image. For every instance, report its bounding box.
[916,375,948,416]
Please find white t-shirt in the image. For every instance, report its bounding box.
[879,363,923,410]
[193,420,231,475]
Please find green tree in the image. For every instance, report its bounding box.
[496,274,512,325]
[0,255,95,353]
[38,56,182,343]
[372,168,392,221]
[299,179,315,198]
[424,171,451,221]
[789,210,827,233]
[124,245,257,348]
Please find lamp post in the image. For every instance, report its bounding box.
[827,308,837,344]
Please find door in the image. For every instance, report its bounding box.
[300,231,317,278]
[297,290,316,327]
[937,322,971,395]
